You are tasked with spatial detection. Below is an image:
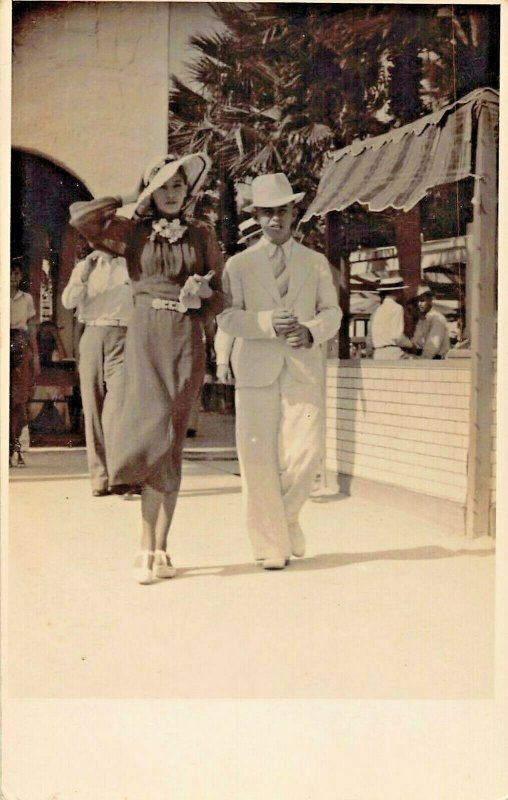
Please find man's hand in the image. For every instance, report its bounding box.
[286,324,313,349]
[216,364,235,385]
[272,309,299,337]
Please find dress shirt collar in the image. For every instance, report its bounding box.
[261,235,295,261]
[11,290,23,302]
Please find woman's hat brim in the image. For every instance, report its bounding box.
[244,191,305,213]
[135,153,211,212]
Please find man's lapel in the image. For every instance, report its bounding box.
[285,243,311,309]
[249,240,283,305]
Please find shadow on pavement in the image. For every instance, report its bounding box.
[179,486,242,497]
[178,544,495,579]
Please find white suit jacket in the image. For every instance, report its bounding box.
[217,237,341,387]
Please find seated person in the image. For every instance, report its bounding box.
[411,284,450,359]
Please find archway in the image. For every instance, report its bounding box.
[11,148,92,331]
[11,148,93,444]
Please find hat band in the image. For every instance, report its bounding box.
[144,154,208,194]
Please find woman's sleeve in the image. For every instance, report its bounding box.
[69,197,135,257]
[201,225,226,319]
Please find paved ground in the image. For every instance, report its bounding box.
[7,412,495,700]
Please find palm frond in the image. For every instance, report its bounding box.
[188,30,232,62]
[210,2,259,36]
[168,76,207,122]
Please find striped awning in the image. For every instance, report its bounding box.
[303,87,499,221]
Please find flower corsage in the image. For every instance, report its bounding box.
[150,218,187,244]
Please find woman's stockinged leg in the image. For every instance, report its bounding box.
[140,483,163,551]
[155,489,179,551]
[140,484,179,552]
[137,484,179,583]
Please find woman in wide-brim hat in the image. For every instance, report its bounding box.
[69,153,225,584]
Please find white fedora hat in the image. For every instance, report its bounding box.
[377,276,408,292]
[135,152,211,214]
[245,173,305,212]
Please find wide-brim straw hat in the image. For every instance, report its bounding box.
[238,217,262,244]
[377,276,409,292]
[245,173,305,213]
[135,152,211,214]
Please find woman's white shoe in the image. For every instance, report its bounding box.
[153,550,177,579]
[133,551,154,584]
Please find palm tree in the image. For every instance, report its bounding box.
[168,3,498,256]
[167,3,386,249]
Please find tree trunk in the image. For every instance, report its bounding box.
[388,42,425,336]
[325,211,350,359]
[393,205,422,337]
[219,173,238,256]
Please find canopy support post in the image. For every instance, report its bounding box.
[466,104,497,538]
[325,211,350,359]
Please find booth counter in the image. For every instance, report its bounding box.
[324,355,496,535]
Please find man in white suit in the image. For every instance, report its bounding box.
[217,173,342,570]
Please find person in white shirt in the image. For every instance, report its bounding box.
[411,284,450,359]
[217,173,341,570]
[367,276,413,359]
[215,217,262,385]
[62,249,133,495]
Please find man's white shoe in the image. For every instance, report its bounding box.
[289,523,306,557]
[262,558,287,570]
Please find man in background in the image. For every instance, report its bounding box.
[62,250,132,496]
[412,284,450,359]
[367,276,413,359]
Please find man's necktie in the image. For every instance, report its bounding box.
[271,245,290,298]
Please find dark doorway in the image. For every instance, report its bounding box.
[11,149,92,445]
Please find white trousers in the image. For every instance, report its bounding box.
[235,366,323,560]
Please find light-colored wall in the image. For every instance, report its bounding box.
[325,359,496,509]
[12,2,170,197]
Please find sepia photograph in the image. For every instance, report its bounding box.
[2,1,507,798]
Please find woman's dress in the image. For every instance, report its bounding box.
[69,198,225,492]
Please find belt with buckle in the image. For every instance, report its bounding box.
[151,298,184,312]
[134,295,187,313]
[86,319,126,327]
